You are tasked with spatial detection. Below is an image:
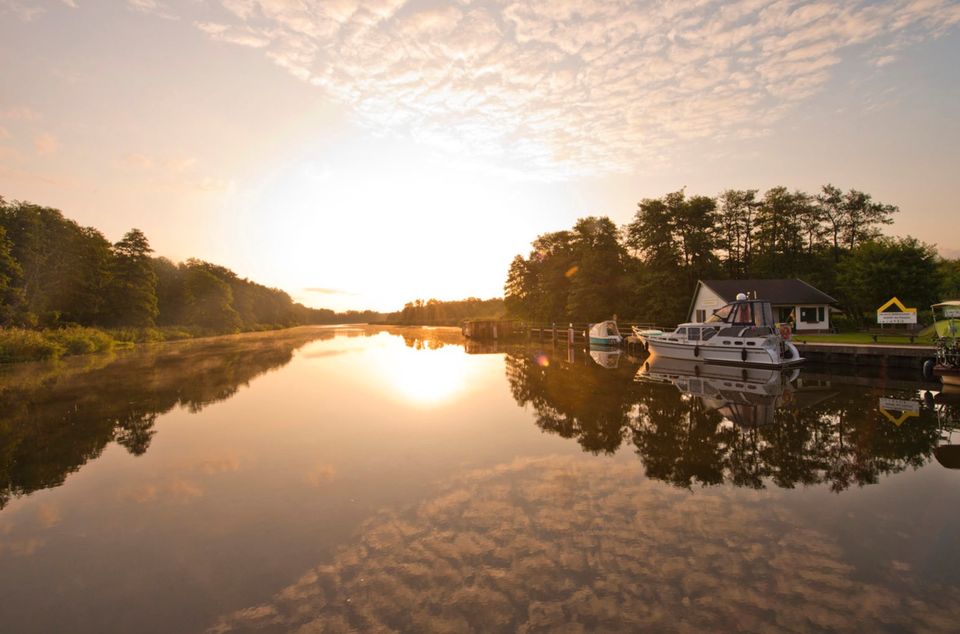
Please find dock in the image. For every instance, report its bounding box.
[462,320,937,369]
[794,341,935,369]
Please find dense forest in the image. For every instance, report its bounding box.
[0,196,382,346]
[385,297,505,325]
[505,185,960,326]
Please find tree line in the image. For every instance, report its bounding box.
[0,197,381,334]
[505,185,960,326]
[386,297,505,326]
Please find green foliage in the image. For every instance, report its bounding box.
[939,258,960,300]
[505,185,927,326]
[0,195,383,363]
[837,237,942,324]
[45,326,115,355]
[106,228,159,327]
[388,297,505,326]
[0,328,64,363]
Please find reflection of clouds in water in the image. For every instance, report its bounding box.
[305,464,337,487]
[121,478,204,504]
[210,456,960,632]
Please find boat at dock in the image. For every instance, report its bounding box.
[588,320,623,347]
[931,301,960,386]
[637,294,802,368]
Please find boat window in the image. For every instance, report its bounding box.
[701,329,716,341]
[709,305,732,322]
[732,303,753,324]
[676,328,688,338]
[688,328,700,340]
[606,324,617,336]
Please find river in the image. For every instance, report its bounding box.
[1,325,959,632]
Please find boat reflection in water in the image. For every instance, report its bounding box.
[589,346,622,369]
[635,356,827,428]
[929,385,960,469]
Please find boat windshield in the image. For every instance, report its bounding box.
[933,305,959,338]
[707,300,775,327]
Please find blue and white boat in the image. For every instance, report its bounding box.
[588,321,622,347]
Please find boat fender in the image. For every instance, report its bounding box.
[694,345,700,357]
[741,348,748,362]
[923,358,935,380]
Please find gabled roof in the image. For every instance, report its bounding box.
[700,279,837,305]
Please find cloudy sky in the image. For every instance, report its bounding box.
[2,0,959,311]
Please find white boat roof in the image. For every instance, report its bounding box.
[933,300,960,307]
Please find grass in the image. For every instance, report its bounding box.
[792,332,934,346]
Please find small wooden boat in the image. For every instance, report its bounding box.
[588,321,622,347]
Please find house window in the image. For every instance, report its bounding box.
[818,307,825,322]
[778,307,793,323]
[800,307,819,323]
[695,309,706,322]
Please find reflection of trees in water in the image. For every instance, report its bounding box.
[506,349,635,454]
[0,329,333,509]
[504,350,946,492]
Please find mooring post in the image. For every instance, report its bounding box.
[568,323,574,345]
[552,322,557,341]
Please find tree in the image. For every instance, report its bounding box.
[841,189,897,251]
[816,184,845,261]
[106,229,159,327]
[837,237,942,323]
[182,260,241,331]
[0,224,25,325]
[566,217,626,321]
[753,187,807,277]
[717,189,758,276]
[940,258,960,300]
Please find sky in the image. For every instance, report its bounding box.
[1,0,959,312]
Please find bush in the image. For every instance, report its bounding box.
[829,314,860,332]
[46,326,115,355]
[0,328,65,363]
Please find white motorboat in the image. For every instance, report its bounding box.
[638,294,802,368]
[588,320,623,347]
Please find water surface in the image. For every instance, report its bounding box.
[1,326,959,632]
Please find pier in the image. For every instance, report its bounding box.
[462,320,937,369]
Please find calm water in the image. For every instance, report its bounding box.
[2,326,959,632]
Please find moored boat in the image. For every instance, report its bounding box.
[588,320,623,347]
[637,294,802,368]
[931,301,960,386]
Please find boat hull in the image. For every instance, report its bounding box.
[934,366,960,386]
[642,337,802,368]
[589,336,621,347]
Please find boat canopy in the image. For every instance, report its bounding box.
[932,301,960,338]
[706,300,776,328]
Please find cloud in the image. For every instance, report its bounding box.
[34,132,59,156]
[193,0,960,178]
[0,106,40,121]
[210,456,960,632]
[127,0,177,20]
[0,126,8,140]
[62,0,78,8]
[122,152,154,169]
[0,0,45,20]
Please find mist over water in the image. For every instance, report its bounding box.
[1,326,959,632]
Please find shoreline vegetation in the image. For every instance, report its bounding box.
[0,195,384,364]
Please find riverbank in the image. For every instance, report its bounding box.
[0,324,337,364]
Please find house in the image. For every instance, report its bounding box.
[688,279,837,332]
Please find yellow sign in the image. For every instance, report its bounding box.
[877,297,917,325]
[879,397,920,426]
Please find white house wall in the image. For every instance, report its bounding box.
[690,284,727,322]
